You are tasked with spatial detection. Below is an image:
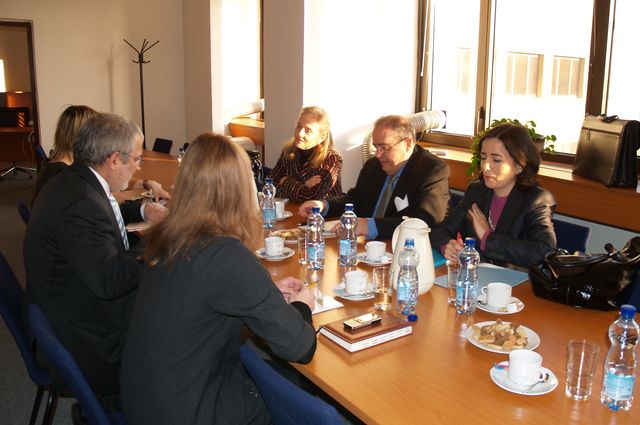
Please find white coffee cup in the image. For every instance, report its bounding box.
[275,201,285,218]
[481,282,512,308]
[365,241,386,262]
[264,236,285,257]
[508,349,545,386]
[345,270,368,295]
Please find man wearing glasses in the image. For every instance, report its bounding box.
[24,113,167,402]
[299,115,450,240]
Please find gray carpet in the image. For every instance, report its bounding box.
[0,169,73,425]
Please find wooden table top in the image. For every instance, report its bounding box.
[264,208,639,425]
[128,156,639,424]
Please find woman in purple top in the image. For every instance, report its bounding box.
[431,123,556,269]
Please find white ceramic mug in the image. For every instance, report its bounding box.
[365,241,386,262]
[508,349,545,386]
[264,236,285,257]
[481,282,512,308]
[345,270,368,295]
[275,201,285,218]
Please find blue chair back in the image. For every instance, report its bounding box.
[27,304,126,425]
[18,200,31,225]
[239,344,342,425]
[152,138,173,154]
[552,218,591,253]
[449,191,463,211]
[0,251,53,424]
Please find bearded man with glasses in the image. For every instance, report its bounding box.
[299,115,450,240]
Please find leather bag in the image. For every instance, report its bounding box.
[572,115,640,188]
[529,237,640,310]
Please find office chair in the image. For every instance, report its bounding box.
[449,191,463,211]
[27,304,127,425]
[18,200,31,224]
[239,344,342,425]
[152,138,173,154]
[552,218,591,253]
[0,250,55,425]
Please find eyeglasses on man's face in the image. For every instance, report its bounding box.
[372,136,407,157]
[120,152,144,166]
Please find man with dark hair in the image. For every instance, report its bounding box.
[299,114,450,239]
[24,113,166,397]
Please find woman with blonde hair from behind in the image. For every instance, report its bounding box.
[121,132,317,425]
[267,106,343,202]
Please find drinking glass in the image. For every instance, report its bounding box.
[297,227,307,265]
[446,260,458,305]
[373,266,392,311]
[565,339,600,400]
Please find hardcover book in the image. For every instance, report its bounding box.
[319,313,413,352]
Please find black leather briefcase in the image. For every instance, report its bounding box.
[572,115,640,188]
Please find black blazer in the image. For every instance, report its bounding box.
[431,181,557,268]
[327,145,450,239]
[24,163,142,395]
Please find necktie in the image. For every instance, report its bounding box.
[374,174,398,218]
[108,193,130,250]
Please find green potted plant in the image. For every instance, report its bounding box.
[466,118,556,179]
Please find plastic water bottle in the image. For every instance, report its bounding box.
[306,207,325,270]
[338,203,357,267]
[176,147,185,164]
[395,238,420,315]
[261,177,276,230]
[601,304,639,411]
[455,237,480,315]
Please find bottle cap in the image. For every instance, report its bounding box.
[620,304,636,319]
[408,314,418,322]
[345,203,354,211]
[311,207,320,213]
[464,237,476,247]
[404,238,415,247]
[265,177,273,184]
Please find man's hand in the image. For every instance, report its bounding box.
[298,200,324,218]
[143,203,169,224]
[146,180,171,202]
[304,175,322,188]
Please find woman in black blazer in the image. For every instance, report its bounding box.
[431,123,556,269]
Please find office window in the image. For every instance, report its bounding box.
[505,52,541,97]
[423,0,599,155]
[606,0,640,121]
[552,56,584,97]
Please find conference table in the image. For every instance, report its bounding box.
[127,150,639,424]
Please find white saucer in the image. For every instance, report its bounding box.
[333,283,375,301]
[276,211,293,221]
[274,198,289,203]
[477,295,525,315]
[255,247,295,261]
[490,361,558,395]
[141,191,155,198]
[357,252,393,266]
[466,321,540,354]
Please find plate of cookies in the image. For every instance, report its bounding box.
[466,319,540,354]
[272,228,301,244]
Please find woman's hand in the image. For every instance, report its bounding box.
[304,175,322,188]
[467,203,490,241]
[275,277,304,303]
[443,239,464,264]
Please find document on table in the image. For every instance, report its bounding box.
[312,294,343,315]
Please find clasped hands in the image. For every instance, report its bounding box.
[275,277,316,311]
[443,203,490,265]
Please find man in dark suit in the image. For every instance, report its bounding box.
[24,113,166,397]
[299,115,450,240]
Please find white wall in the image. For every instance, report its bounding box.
[2,0,186,153]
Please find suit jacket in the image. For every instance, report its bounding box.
[431,181,557,268]
[327,145,450,239]
[24,162,143,395]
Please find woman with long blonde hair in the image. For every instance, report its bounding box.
[121,132,316,425]
[267,106,343,202]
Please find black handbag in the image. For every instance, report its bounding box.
[572,115,640,188]
[529,237,640,310]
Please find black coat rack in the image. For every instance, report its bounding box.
[124,38,159,148]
